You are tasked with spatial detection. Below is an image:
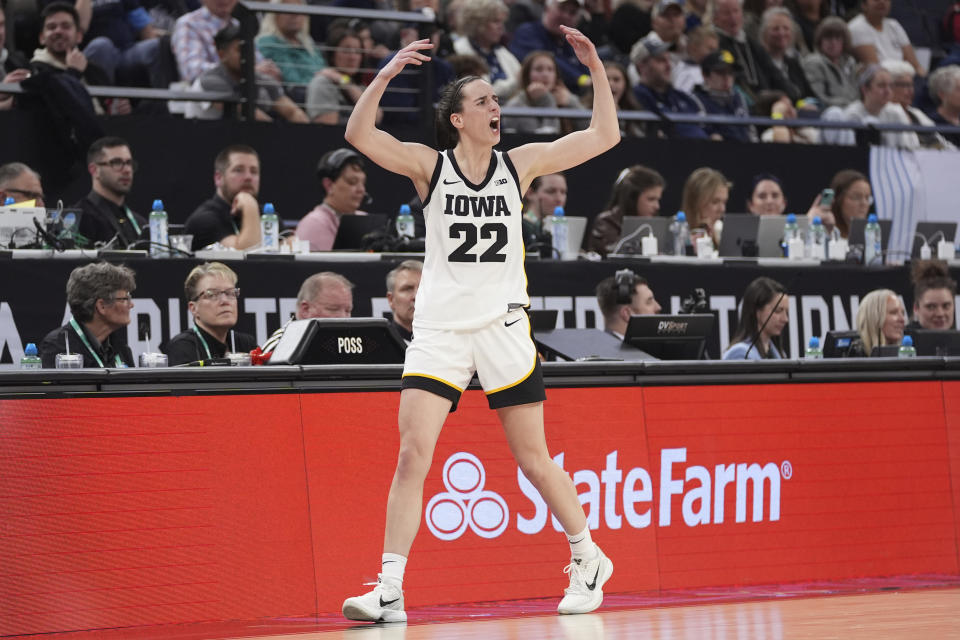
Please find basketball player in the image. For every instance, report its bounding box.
[341,26,620,622]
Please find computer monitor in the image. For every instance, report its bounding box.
[823,330,861,358]
[757,215,810,258]
[332,213,388,250]
[528,308,559,331]
[907,329,960,356]
[848,218,893,256]
[718,214,760,258]
[622,313,713,360]
[543,216,587,257]
[911,222,957,258]
[267,318,406,365]
[613,217,671,255]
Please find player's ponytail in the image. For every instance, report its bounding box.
[436,76,481,150]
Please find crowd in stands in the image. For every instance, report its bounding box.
[2,0,960,147]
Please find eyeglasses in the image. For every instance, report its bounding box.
[192,287,240,301]
[5,188,45,201]
[107,295,133,305]
[96,158,138,171]
[847,194,874,205]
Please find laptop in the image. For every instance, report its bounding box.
[718,214,760,258]
[528,308,559,330]
[912,221,957,258]
[848,217,892,254]
[543,215,587,257]
[332,213,388,250]
[0,206,46,248]
[622,313,714,360]
[757,215,810,258]
[613,216,671,255]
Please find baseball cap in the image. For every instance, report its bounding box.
[630,34,671,64]
[701,49,737,75]
[652,0,685,18]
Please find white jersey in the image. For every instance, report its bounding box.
[414,149,529,330]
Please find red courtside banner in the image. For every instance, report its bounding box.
[944,381,960,564]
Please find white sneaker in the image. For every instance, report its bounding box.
[557,545,613,615]
[342,575,407,623]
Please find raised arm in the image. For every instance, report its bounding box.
[344,39,438,197]
[508,26,620,191]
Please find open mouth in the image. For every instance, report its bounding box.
[489,117,500,134]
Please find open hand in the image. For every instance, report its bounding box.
[560,25,599,70]
[378,39,432,82]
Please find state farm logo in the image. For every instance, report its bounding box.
[425,452,509,541]
[426,448,791,541]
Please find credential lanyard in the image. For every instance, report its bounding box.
[69,318,123,368]
[124,206,141,236]
[192,324,213,360]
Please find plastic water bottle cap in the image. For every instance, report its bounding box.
[867,213,878,223]
[152,199,163,210]
[808,336,819,348]
[813,216,822,225]
[675,211,686,222]
[24,343,38,356]
[3,197,15,205]
[786,213,796,223]
[399,204,411,215]
[263,203,275,214]
[553,206,565,217]
[902,335,913,347]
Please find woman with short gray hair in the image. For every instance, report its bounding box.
[452,0,521,101]
[39,262,137,368]
[928,64,960,147]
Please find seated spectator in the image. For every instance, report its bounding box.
[791,0,828,52]
[821,64,920,148]
[848,0,924,76]
[582,60,645,137]
[296,148,369,251]
[188,24,308,122]
[39,262,136,368]
[73,136,147,249]
[693,50,757,142]
[909,260,956,331]
[758,91,820,143]
[648,0,687,64]
[631,35,709,139]
[596,269,662,339]
[504,51,585,135]
[163,262,257,365]
[172,0,278,85]
[759,7,815,102]
[521,172,567,251]
[586,165,665,256]
[508,0,589,93]
[260,271,354,356]
[185,144,263,250]
[452,0,521,102]
[307,22,375,125]
[685,0,711,32]
[673,25,719,94]
[682,167,730,250]
[746,173,787,215]
[713,0,795,106]
[1,6,30,111]
[883,60,954,150]
[854,288,906,356]
[821,169,871,238]
[0,162,46,207]
[256,0,327,103]
[927,65,960,148]
[386,259,422,343]
[801,16,860,108]
[80,0,162,87]
[722,276,788,360]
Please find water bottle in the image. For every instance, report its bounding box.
[864,213,882,266]
[670,211,691,256]
[898,335,916,358]
[550,205,568,259]
[805,336,823,359]
[809,216,826,260]
[20,342,42,369]
[261,202,279,251]
[783,213,799,257]
[148,199,169,258]
[396,203,415,239]
[3,196,14,206]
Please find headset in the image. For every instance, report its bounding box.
[316,148,364,182]
[614,269,639,305]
